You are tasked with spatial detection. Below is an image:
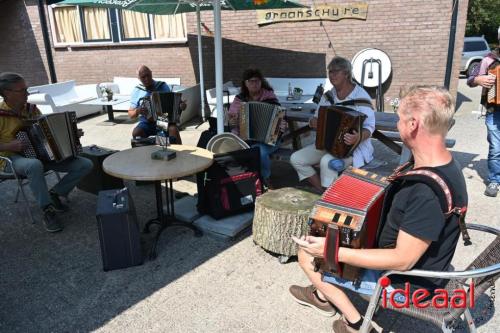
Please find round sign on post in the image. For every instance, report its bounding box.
[351,48,392,88]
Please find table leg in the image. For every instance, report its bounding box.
[97,105,125,126]
[145,179,202,260]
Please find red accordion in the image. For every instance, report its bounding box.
[309,168,389,282]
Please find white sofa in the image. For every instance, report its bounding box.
[205,81,239,118]
[27,80,101,118]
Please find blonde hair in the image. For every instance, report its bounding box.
[399,85,455,136]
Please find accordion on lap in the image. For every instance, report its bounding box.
[16,111,82,163]
[487,66,500,106]
[139,91,182,123]
[309,168,389,283]
[315,106,366,158]
[239,102,285,145]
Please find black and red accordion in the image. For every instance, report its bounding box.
[309,168,389,282]
[315,106,366,158]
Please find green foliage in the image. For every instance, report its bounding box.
[466,0,500,43]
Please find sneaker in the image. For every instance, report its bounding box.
[289,285,337,317]
[43,205,63,233]
[332,315,382,333]
[49,190,69,212]
[484,183,499,197]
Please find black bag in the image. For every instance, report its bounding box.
[197,147,264,219]
[96,188,143,271]
[77,145,124,195]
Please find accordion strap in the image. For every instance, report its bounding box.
[335,98,374,110]
[391,167,471,246]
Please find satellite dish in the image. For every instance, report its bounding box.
[351,48,392,88]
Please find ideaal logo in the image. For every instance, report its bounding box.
[379,276,475,309]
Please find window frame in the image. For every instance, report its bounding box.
[48,4,188,48]
[79,6,113,43]
[117,9,153,42]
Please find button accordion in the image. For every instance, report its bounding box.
[487,66,500,106]
[140,91,182,123]
[16,111,82,163]
[315,106,366,158]
[238,101,285,145]
[309,168,389,283]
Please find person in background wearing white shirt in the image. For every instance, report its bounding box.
[290,57,375,192]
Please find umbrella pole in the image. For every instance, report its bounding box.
[213,0,224,134]
[196,5,207,122]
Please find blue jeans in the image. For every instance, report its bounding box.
[486,111,500,184]
[323,269,406,303]
[251,142,280,179]
[10,155,93,209]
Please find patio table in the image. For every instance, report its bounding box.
[80,97,130,125]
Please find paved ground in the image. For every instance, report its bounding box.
[1,79,499,332]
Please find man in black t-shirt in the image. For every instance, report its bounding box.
[289,86,467,333]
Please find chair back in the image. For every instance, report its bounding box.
[445,235,500,322]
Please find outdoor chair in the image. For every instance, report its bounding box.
[0,156,61,224]
[360,223,500,333]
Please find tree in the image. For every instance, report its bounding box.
[466,0,500,44]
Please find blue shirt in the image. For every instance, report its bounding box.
[130,80,170,123]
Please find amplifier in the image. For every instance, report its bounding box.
[77,145,124,195]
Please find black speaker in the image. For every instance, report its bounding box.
[77,145,124,195]
[96,188,143,271]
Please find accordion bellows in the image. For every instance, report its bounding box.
[309,168,389,282]
[238,102,285,145]
[16,111,82,163]
[315,106,367,158]
[141,91,182,123]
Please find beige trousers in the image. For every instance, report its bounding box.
[290,144,353,188]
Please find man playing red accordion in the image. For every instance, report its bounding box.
[289,86,467,332]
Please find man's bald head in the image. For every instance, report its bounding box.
[137,65,153,88]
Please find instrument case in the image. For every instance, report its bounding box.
[77,145,124,194]
[96,188,143,271]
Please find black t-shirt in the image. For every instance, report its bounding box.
[377,159,468,291]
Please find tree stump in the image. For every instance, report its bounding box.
[253,187,320,257]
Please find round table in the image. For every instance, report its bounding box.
[103,144,213,259]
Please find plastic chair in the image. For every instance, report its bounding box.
[0,156,61,224]
[360,223,500,333]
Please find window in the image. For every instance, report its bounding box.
[463,41,488,52]
[50,5,187,46]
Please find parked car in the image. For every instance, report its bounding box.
[461,36,491,77]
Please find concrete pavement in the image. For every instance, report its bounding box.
[0,79,498,332]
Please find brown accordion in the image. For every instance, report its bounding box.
[16,111,82,163]
[239,102,285,145]
[487,66,500,106]
[309,168,389,283]
[140,91,182,123]
[315,106,366,158]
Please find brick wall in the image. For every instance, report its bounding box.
[0,0,49,86]
[1,0,469,107]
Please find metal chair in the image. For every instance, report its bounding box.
[0,156,61,224]
[360,223,500,333]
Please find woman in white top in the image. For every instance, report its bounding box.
[290,57,375,192]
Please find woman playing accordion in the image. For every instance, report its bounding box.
[228,68,285,188]
[290,57,375,193]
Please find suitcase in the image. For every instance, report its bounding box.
[198,147,264,219]
[96,188,143,271]
[77,145,124,195]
